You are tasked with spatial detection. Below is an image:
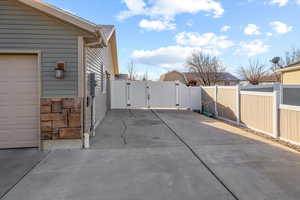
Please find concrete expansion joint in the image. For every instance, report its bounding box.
[150,110,240,200]
[0,150,51,200]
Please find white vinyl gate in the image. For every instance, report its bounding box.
[111,80,202,110]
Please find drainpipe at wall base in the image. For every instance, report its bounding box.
[91,96,96,137]
[90,73,97,137]
[84,133,90,149]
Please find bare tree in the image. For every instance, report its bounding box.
[186,51,225,86]
[282,48,300,66]
[269,48,300,82]
[238,59,267,85]
[142,71,148,81]
[127,60,137,81]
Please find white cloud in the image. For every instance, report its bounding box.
[270,21,293,34]
[266,32,273,37]
[221,25,231,32]
[118,0,224,20]
[244,24,261,35]
[235,40,269,56]
[297,0,300,5]
[118,0,146,20]
[149,0,224,18]
[270,0,288,7]
[175,32,234,49]
[139,19,176,31]
[132,46,220,69]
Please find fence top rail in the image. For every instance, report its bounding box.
[280,104,300,112]
[112,80,180,84]
[282,85,300,89]
[240,91,274,97]
[240,84,276,89]
[217,86,237,89]
[201,86,216,89]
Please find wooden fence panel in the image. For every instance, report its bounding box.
[202,87,216,115]
[217,87,237,122]
[280,106,300,145]
[240,92,274,136]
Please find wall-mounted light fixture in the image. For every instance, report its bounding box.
[55,61,65,79]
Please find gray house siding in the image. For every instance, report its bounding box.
[85,44,114,132]
[0,0,91,97]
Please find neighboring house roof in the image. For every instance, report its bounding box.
[160,71,187,82]
[182,72,239,82]
[115,74,129,80]
[278,61,300,73]
[160,71,239,85]
[17,0,114,46]
[259,74,281,83]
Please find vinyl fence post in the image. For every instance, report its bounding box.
[199,87,202,113]
[188,86,192,110]
[146,84,150,109]
[236,85,240,125]
[175,82,179,109]
[279,84,283,105]
[215,85,218,117]
[273,90,279,138]
[126,82,131,107]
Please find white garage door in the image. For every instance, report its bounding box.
[0,54,39,148]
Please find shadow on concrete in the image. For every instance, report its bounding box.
[155,109,300,200]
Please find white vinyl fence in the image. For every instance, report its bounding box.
[111,80,202,110]
[111,81,300,146]
[202,84,279,138]
[240,91,278,138]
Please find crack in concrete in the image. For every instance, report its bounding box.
[128,109,136,118]
[121,119,128,145]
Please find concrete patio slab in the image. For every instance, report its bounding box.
[2,110,300,200]
[0,149,46,199]
[2,148,235,200]
[155,110,300,200]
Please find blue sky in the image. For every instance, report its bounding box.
[45,0,300,80]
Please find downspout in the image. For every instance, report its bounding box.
[90,73,97,137]
[82,43,91,149]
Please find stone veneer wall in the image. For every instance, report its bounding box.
[41,98,82,140]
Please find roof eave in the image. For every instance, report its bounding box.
[109,31,119,75]
[106,27,116,43]
[277,65,300,73]
[97,25,116,45]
